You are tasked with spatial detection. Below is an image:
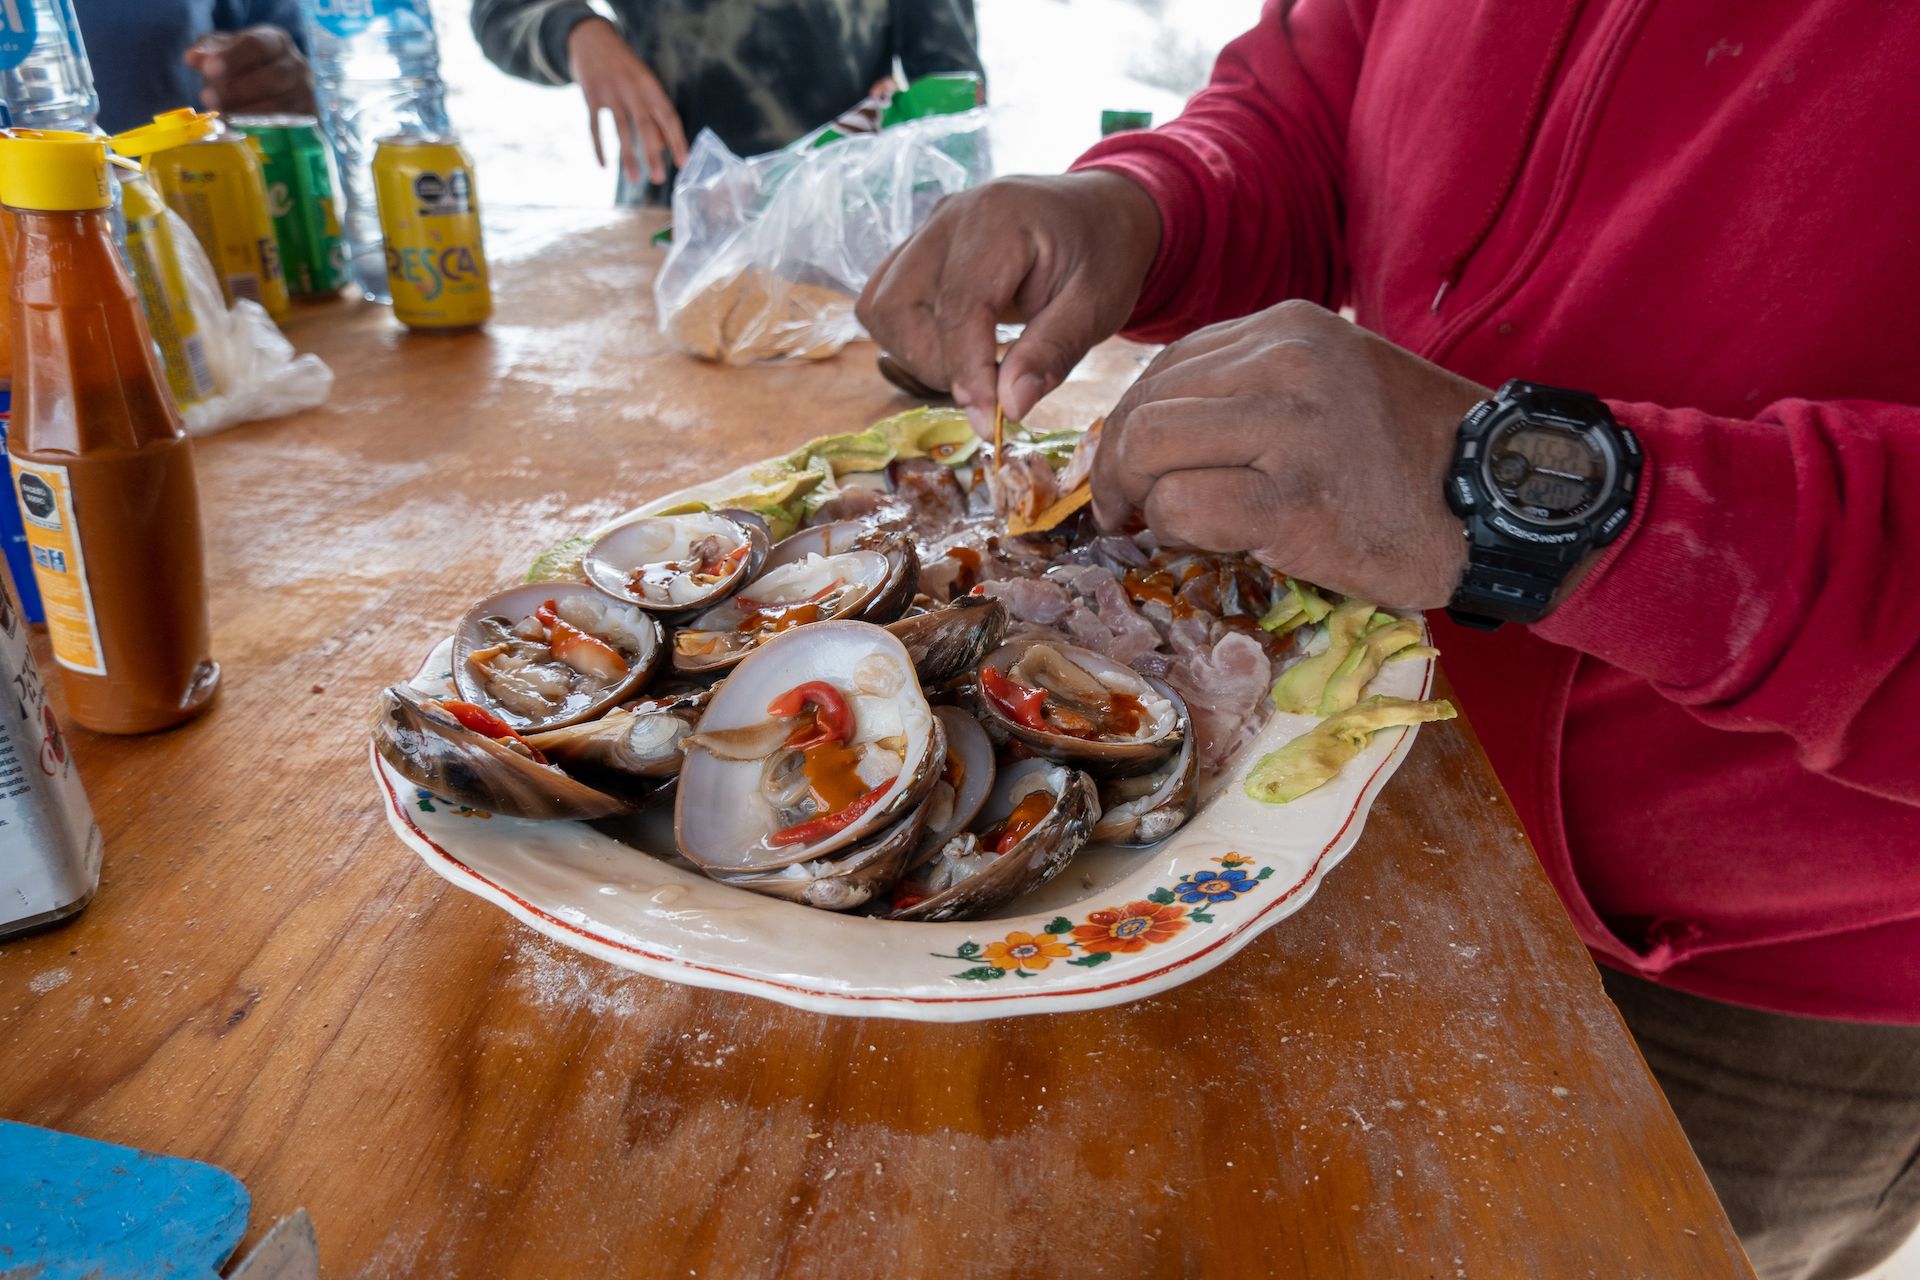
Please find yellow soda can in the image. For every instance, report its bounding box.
[109,109,291,323]
[115,168,216,410]
[372,134,491,332]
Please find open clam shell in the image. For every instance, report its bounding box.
[973,639,1185,776]
[525,688,710,796]
[372,684,634,821]
[911,706,997,868]
[669,546,897,675]
[764,521,919,624]
[1091,680,1198,847]
[453,583,663,732]
[890,759,1099,922]
[711,781,937,912]
[886,595,1008,688]
[583,509,769,614]
[674,620,940,873]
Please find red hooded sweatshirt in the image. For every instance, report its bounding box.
[1075,0,1920,1022]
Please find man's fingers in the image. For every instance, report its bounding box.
[211,55,305,111]
[1093,394,1281,530]
[191,28,286,81]
[997,279,1105,420]
[932,219,1032,432]
[637,80,688,166]
[857,241,951,397]
[584,98,607,168]
[609,100,645,184]
[1140,468,1291,557]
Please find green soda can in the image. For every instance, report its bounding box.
[230,114,346,297]
[882,73,984,126]
[1101,109,1154,136]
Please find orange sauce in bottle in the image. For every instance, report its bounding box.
[3,133,218,733]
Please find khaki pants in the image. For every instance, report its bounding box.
[1603,967,1920,1280]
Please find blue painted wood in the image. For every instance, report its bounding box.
[0,1120,249,1280]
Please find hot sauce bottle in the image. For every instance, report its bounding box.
[1,131,219,733]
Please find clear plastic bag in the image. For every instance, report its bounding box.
[164,206,335,436]
[656,109,992,366]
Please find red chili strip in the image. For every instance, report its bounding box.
[766,680,853,747]
[439,699,548,764]
[981,665,1050,733]
[766,779,892,848]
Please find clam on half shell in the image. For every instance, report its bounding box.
[763,521,920,624]
[973,638,1184,776]
[674,621,941,878]
[582,509,769,614]
[523,688,709,799]
[909,706,997,868]
[890,759,1099,922]
[1091,680,1198,847]
[452,582,663,732]
[669,546,900,676]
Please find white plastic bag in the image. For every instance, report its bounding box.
[656,109,992,366]
[164,206,334,436]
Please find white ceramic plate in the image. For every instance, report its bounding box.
[372,463,1435,1021]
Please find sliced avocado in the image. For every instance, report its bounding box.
[1244,696,1457,804]
[1259,579,1334,635]
[1318,617,1425,715]
[1269,597,1377,714]
[870,407,980,466]
[525,532,594,584]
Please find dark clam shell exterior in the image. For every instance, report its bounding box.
[372,684,633,821]
[886,595,1008,688]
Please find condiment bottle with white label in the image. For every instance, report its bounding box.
[2,130,219,734]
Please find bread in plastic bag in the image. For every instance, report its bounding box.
[656,109,991,366]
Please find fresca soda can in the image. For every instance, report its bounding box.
[231,114,346,297]
[372,134,490,332]
[115,167,216,409]
[109,108,290,322]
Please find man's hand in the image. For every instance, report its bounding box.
[856,171,1161,435]
[185,26,316,116]
[1092,300,1489,609]
[567,17,687,186]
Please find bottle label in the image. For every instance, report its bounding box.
[0,1,38,73]
[308,0,434,39]
[10,460,105,676]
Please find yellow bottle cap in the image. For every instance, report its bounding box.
[0,129,112,211]
[108,107,219,159]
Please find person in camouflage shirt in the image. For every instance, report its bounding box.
[471,0,983,205]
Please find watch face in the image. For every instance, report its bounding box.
[1481,418,1615,528]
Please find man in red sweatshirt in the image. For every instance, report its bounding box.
[858,3,1920,1277]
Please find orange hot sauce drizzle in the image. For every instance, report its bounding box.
[733,580,845,640]
[986,792,1055,854]
[800,741,869,814]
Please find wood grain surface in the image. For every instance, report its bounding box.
[0,208,1753,1279]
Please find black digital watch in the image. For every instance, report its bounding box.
[1443,380,1642,630]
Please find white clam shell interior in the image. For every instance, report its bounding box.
[676,621,934,871]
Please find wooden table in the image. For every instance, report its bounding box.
[0,208,1752,1279]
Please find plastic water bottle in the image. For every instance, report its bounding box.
[300,0,452,302]
[0,0,96,132]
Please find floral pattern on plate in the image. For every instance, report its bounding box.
[934,854,1276,980]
